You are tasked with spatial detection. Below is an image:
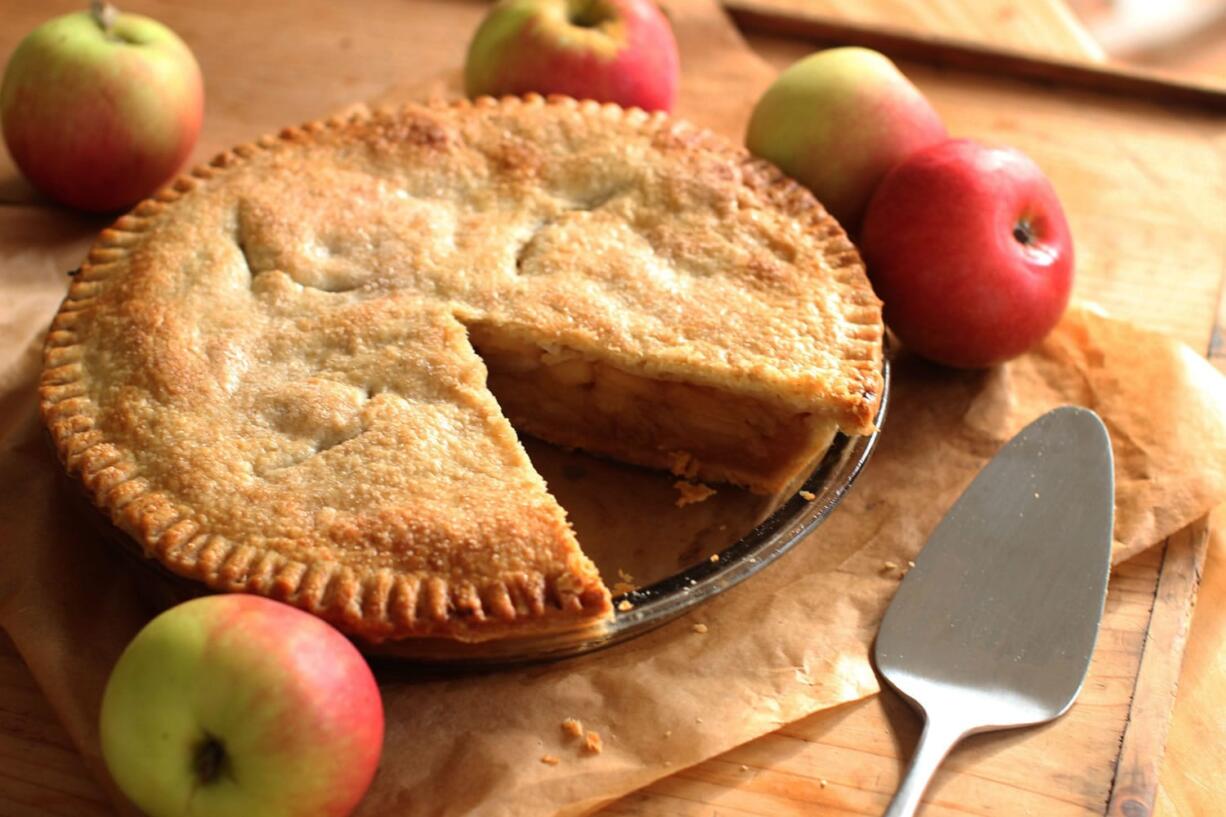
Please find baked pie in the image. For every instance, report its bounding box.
[41,95,883,642]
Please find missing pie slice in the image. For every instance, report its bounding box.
[41,95,883,643]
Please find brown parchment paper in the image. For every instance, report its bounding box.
[2,2,1226,815]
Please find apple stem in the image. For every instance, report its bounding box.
[568,0,610,28]
[1012,218,1036,246]
[193,735,228,786]
[89,0,119,37]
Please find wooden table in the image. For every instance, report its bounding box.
[0,2,1222,816]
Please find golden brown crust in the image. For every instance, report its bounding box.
[40,94,882,643]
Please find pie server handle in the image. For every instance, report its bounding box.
[881,714,964,817]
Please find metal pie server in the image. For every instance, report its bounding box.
[875,406,1114,817]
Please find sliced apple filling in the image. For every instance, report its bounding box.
[468,324,838,494]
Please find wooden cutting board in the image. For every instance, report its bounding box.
[723,0,1108,61]
[0,2,1222,817]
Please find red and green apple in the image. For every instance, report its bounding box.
[745,47,946,233]
[464,0,680,112]
[100,595,384,817]
[0,2,204,212]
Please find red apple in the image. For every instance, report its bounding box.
[860,138,1074,369]
[100,595,383,817]
[0,2,204,212]
[745,47,946,233]
[464,0,679,112]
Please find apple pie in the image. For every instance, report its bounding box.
[41,95,883,642]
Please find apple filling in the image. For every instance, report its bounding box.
[468,324,837,494]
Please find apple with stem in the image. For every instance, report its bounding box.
[0,1,204,212]
[100,595,384,817]
[860,138,1074,368]
[745,47,946,233]
[464,0,680,112]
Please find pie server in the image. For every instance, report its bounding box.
[874,406,1114,817]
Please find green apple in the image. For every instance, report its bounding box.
[0,1,204,212]
[100,595,383,817]
[745,47,946,233]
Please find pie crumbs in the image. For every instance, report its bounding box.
[668,451,698,478]
[612,568,636,595]
[561,718,584,738]
[541,754,561,766]
[583,730,603,754]
[674,480,716,507]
